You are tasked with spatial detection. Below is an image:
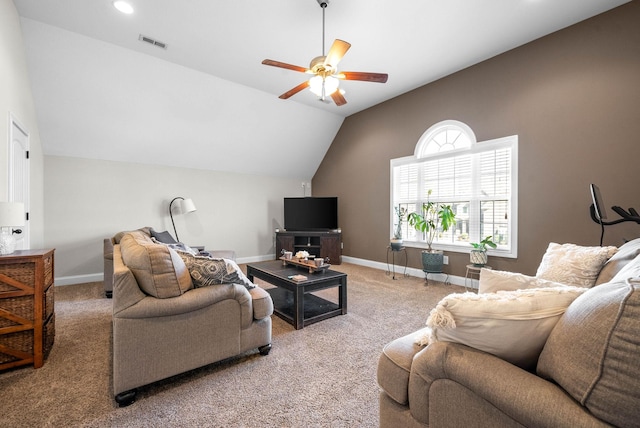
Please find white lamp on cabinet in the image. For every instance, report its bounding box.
[0,202,25,255]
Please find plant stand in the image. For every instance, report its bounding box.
[465,264,491,291]
[423,271,450,286]
[386,246,408,280]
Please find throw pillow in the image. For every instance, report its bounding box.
[535,242,617,287]
[119,232,193,298]
[479,269,568,294]
[537,279,640,428]
[417,286,588,369]
[150,228,178,244]
[176,251,256,290]
[151,239,199,256]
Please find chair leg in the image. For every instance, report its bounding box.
[259,344,272,356]
[115,389,136,407]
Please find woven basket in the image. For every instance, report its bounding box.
[0,330,33,364]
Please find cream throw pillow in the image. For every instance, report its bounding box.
[479,269,568,294]
[535,242,617,287]
[417,286,588,369]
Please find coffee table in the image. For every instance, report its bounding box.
[246,260,347,330]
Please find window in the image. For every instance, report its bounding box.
[391,120,518,258]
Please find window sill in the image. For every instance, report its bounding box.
[401,241,517,259]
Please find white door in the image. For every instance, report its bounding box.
[8,115,30,250]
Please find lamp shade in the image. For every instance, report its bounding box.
[181,198,197,214]
[309,75,339,97]
[0,202,25,226]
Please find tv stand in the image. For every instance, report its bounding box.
[276,230,342,265]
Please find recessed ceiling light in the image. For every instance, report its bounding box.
[113,1,134,14]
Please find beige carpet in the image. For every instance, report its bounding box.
[0,263,460,427]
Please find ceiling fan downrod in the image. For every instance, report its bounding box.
[318,0,329,56]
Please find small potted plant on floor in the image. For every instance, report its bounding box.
[407,190,456,273]
[390,205,407,250]
[469,236,497,267]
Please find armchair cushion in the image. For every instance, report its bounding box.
[537,279,640,428]
[120,231,193,298]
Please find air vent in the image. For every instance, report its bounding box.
[138,34,167,49]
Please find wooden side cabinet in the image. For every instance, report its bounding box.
[0,249,55,370]
[275,231,342,264]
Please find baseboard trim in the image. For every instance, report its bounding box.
[65,254,473,288]
[55,273,104,286]
[341,256,468,288]
[237,254,276,264]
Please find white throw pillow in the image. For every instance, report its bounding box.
[535,242,617,287]
[417,286,588,369]
[479,269,569,294]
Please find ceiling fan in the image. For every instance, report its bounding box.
[262,0,388,106]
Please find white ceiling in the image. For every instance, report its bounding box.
[14,0,629,179]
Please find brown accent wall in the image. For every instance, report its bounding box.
[312,2,640,277]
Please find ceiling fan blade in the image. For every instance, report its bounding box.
[262,59,308,74]
[323,39,351,69]
[279,81,310,100]
[330,91,347,106]
[338,71,388,83]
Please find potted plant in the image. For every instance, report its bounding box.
[469,236,497,267]
[407,190,456,273]
[391,205,407,250]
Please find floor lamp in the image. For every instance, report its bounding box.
[169,197,197,242]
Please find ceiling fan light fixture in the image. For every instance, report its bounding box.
[309,75,339,97]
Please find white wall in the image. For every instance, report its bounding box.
[44,156,306,284]
[0,0,44,248]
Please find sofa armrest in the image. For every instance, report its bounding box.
[249,286,274,320]
[104,238,115,296]
[409,341,609,427]
[115,282,251,319]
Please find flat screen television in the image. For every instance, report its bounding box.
[284,197,338,231]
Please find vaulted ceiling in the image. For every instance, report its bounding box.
[14,0,629,179]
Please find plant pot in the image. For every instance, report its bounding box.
[390,238,403,250]
[470,249,488,267]
[422,250,444,273]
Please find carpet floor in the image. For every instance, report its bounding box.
[0,263,460,428]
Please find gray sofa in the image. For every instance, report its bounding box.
[110,229,273,406]
[378,238,640,427]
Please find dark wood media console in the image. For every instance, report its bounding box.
[275,230,342,265]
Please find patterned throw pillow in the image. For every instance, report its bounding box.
[535,243,617,287]
[175,251,255,290]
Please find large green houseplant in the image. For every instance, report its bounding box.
[407,190,456,273]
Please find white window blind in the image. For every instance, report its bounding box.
[391,121,518,258]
